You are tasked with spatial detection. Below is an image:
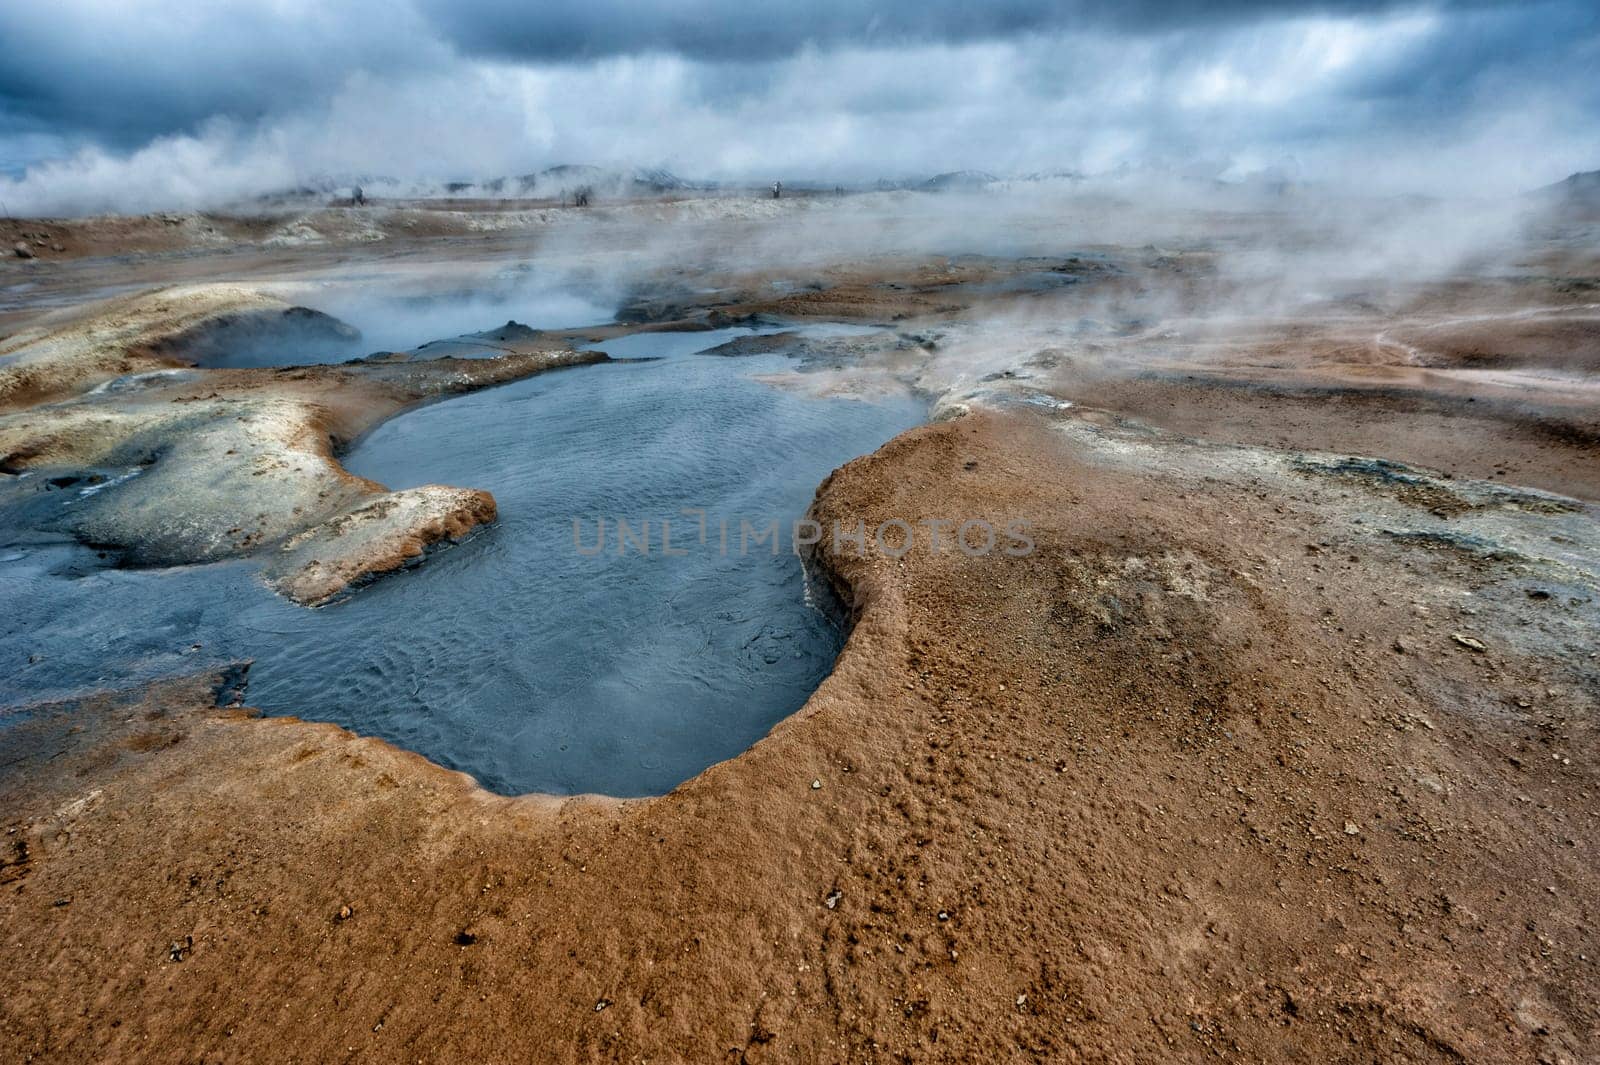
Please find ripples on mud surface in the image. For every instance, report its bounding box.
[0,324,923,796]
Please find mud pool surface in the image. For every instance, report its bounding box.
[0,325,923,796]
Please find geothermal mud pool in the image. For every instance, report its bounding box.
[0,320,923,795]
[2,182,1597,1063]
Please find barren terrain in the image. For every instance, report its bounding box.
[1,190,1596,1063]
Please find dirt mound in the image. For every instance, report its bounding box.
[0,287,608,602]
[0,285,315,410]
[1391,314,1600,372]
[2,409,1596,1062]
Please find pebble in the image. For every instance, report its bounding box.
[810,779,821,790]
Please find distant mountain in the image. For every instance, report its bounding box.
[868,170,1000,193]
[247,166,695,207]
[529,165,692,199]
[1535,169,1600,203]
[1529,170,1600,220]
[920,170,1000,191]
[1014,169,1086,183]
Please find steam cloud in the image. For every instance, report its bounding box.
[0,1,1595,215]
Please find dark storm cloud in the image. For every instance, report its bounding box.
[0,0,1537,146]
[419,0,1488,62]
[0,0,1594,212]
[1342,2,1600,113]
[0,1,447,147]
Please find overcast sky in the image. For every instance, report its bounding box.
[0,0,1595,213]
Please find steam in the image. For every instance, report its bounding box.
[2,2,1596,217]
[218,175,1549,391]
[0,124,295,218]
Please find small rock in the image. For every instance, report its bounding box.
[594,998,612,1012]
[336,904,353,921]
[1343,821,1360,836]
[1451,633,1488,653]
[810,779,821,790]
[825,888,843,910]
[168,935,193,962]
[937,910,950,921]
[13,242,34,259]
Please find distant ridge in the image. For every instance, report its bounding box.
[249,165,695,206]
[1534,169,1600,202]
